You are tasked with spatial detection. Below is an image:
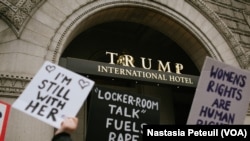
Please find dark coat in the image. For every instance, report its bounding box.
[52,133,72,141]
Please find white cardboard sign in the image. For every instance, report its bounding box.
[187,57,250,125]
[12,61,95,128]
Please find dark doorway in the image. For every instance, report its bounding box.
[61,21,199,124]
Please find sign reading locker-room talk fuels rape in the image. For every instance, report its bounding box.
[86,86,160,141]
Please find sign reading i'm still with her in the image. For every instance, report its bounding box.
[12,61,95,128]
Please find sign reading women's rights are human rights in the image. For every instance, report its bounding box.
[12,61,95,128]
[187,57,250,125]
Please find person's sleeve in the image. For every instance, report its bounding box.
[52,132,72,141]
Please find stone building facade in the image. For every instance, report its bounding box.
[0,0,250,140]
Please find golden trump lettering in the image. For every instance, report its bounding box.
[98,65,193,84]
[106,51,184,74]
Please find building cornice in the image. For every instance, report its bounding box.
[0,73,31,97]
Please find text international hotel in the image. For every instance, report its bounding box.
[1,0,250,141]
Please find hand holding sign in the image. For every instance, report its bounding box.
[12,61,95,128]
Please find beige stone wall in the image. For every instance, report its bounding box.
[203,0,250,117]
[0,0,249,140]
[204,0,250,68]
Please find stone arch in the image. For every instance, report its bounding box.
[187,0,248,69]
[46,0,243,71]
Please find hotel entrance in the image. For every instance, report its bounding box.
[59,21,200,140]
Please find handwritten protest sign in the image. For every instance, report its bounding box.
[187,56,250,125]
[86,86,160,141]
[0,101,10,141]
[12,61,95,128]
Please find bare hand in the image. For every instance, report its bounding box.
[55,117,78,135]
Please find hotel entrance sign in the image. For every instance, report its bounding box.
[187,57,250,125]
[60,57,199,88]
[12,61,95,128]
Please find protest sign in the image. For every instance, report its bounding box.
[12,61,95,128]
[86,86,160,141]
[0,101,10,141]
[187,56,250,125]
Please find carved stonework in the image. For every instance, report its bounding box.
[188,0,250,116]
[0,73,31,97]
[0,0,46,37]
[240,0,250,3]
[243,11,250,30]
[187,0,250,69]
